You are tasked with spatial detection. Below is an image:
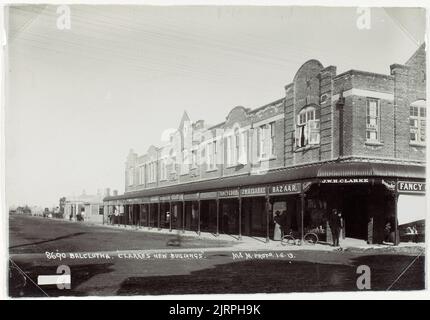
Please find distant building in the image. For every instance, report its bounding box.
[64,189,109,223]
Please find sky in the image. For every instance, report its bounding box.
[5,5,426,208]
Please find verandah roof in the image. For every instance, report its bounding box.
[104,161,425,201]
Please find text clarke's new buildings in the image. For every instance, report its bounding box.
[103,45,426,244]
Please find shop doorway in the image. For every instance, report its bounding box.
[200,200,217,234]
[183,201,199,233]
[321,185,371,241]
[171,202,184,231]
[241,197,266,238]
[219,199,239,236]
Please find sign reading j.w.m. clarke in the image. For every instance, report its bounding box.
[320,178,369,184]
[397,181,426,194]
[269,182,301,195]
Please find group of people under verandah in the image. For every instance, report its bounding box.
[272,208,343,247]
[272,208,403,246]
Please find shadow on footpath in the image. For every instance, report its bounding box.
[9,232,87,250]
[116,254,425,295]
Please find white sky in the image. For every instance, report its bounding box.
[5,5,426,207]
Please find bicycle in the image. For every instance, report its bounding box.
[281,231,319,246]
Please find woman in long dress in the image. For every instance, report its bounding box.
[273,211,282,241]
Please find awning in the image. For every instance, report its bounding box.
[318,162,425,179]
[104,161,425,201]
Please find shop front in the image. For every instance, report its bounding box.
[267,182,303,240]
[240,186,267,239]
[104,162,425,246]
[199,191,218,234]
[396,180,426,243]
[183,193,199,234]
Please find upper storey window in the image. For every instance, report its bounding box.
[295,105,320,148]
[127,168,134,186]
[138,165,145,185]
[206,141,217,171]
[410,100,426,144]
[366,98,380,142]
[257,122,275,160]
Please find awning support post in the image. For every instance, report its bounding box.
[182,201,185,234]
[265,195,270,243]
[148,203,151,229]
[300,191,305,245]
[169,201,172,232]
[216,198,220,237]
[238,192,242,241]
[198,199,201,236]
[157,203,161,230]
[394,192,400,246]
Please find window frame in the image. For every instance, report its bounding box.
[295,106,320,149]
[410,100,426,145]
[366,98,380,142]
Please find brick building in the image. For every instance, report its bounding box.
[104,44,426,244]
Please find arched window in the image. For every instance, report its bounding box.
[295,105,320,148]
[410,100,426,144]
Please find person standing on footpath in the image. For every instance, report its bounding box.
[329,209,342,247]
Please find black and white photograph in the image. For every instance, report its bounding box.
[1,1,428,299]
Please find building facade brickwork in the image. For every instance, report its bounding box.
[124,44,425,193]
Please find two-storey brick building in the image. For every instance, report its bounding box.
[104,44,426,245]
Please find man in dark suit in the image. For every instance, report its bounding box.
[329,209,342,247]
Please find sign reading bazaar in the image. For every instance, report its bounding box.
[269,182,302,195]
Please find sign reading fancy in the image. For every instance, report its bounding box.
[397,181,426,194]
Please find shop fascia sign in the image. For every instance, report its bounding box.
[200,191,218,199]
[170,194,184,201]
[184,193,199,201]
[150,196,160,202]
[240,186,266,197]
[269,182,302,195]
[319,178,370,184]
[397,181,426,194]
[218,189,239,198]
[160,195,171,202]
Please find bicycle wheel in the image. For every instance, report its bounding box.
[281,235,296,246]
[304,232,318,245]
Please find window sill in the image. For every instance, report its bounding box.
[258,155,276,162]
[294,144,319,152]
[410,142,426,147]
[365,141,384,147]
[206,168,218,172]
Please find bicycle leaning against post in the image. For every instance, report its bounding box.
[281,229,319,246]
